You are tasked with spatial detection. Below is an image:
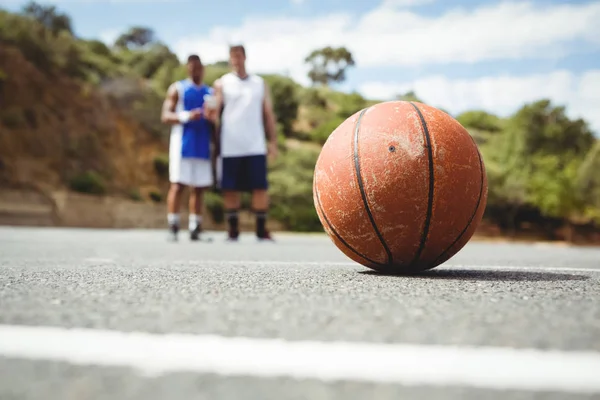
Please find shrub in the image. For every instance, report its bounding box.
[205,191,224,223]
[149,190,162,202]
[153,153,169,178]
[69,170,106,195]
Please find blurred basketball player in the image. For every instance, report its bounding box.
[207,45,278,242]
[161,54,217,242]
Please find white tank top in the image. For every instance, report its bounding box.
[219,72,266,157]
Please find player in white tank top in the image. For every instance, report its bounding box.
[207,45,278,242]
[218,72,267,157]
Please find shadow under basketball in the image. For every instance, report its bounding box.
[359,268,590,282]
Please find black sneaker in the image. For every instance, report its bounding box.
[168,224,179,242]
[190,225,213,242]
[257,230,275,242]
[190,225,201,241]
[226,230,239,242]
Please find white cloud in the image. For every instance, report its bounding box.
[171,0,600,131]
[359,70,600,134]
[98,28,120,45]
[380,0,436,8]
[173,0,600,83]
[34,0,186,3]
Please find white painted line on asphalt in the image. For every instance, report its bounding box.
[0,324,600,394]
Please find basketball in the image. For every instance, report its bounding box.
[313,101,488,273]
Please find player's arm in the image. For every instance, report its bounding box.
[204,79,223,124]
[160,83,181,124]
[206,79,223,154]
[161,83,201,124]
[262,81,278,146]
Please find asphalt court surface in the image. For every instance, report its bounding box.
[1,226,600,400]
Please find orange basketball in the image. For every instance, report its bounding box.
[313,101,488,273]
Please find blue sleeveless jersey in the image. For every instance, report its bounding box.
[178,79,213,159]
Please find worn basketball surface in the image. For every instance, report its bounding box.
[313,101,488,273]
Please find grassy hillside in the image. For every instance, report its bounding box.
[1,3,599,241]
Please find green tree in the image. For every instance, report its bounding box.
[132,43,179,79]
[204,63,230,85]
[457,110,503,133]
[268,146,323,231]
[577,140,600,221]
[115,27,155,49]
[511,99,594,159]
[336,92,367,119]
[483,99,595,232]
[305,46,355,86]
[396,91,422,102]
[21,1,73,35]
[261,75,300,136]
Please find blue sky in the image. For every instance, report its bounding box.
[2,0,600,133]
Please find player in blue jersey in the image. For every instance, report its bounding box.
[161,54,217,242]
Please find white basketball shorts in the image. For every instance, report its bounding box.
[169,126,213,188]
[169,157,213,187]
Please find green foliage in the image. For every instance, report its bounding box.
[577,141,600,220]
[262,74,300,136]
[509,99,594,158]
[301,88,328,108]
[205,191,225,224]
[127,188,142,201]
[204,64,229,85]
[305,46,355,86]
[396,91,423,102]
[311,116,346,145]
[102,77,167,139]
[21,1,73,35]
[114,26,155,49]
[334,92,367,119]
[0,8,119,81]
[153,154,169,178]
[457,110,504,133]
[149,191,162,203]
[526,155,584,219]
[0,108,26,129]
[131,43,179,79]
[69,171,106,195]
[268,146,323,231]
[479,98,599,231]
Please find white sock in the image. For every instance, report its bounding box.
[189,214,202,230]
[167,213,180,225]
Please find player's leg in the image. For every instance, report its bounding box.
[167,149,187,241]
[166,182,185,241]
[188,187,204,239]
[220,156,243,241]
[167,130,186,241]
[248,154,273,241]
[188,158,213,241]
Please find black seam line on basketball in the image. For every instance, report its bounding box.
[407,102,435,268]
[314,182,384,267]
[432,137,485,266]
[353,108,393,265]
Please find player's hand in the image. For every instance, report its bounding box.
[204,107,217,122]
[189,108,203,121]
[268,141,278,161]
